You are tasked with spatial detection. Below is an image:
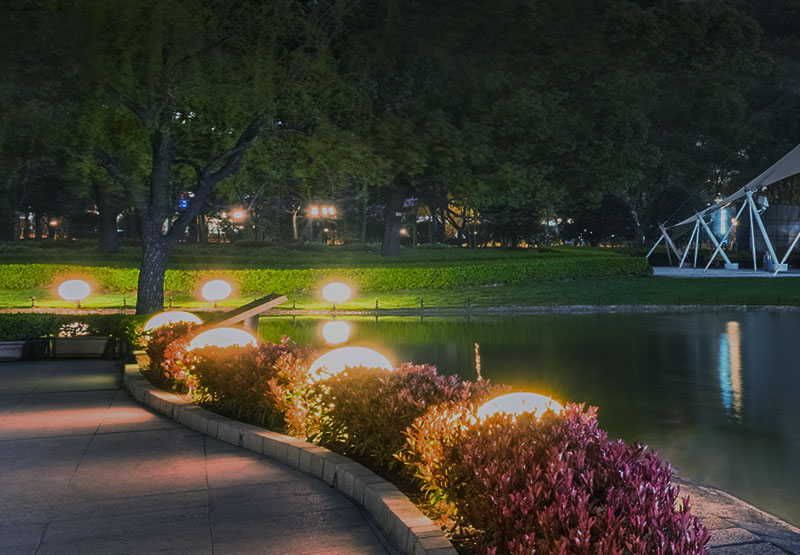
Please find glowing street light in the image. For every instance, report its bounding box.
[321,321,351,345]
[476,392,564,420]
[201,279,233,308]
[308,346,392,381]
[144,311,203,332]
[57,279,91,308]
[231,209,245,221]
[188,327,258,350]
[321,281,352,310]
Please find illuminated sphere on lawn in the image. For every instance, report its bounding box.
[143,311,203,332]
[201,280,233,302]
[58,280,91,302]
[321,321,351,345]
[188,328,257,350]
[321,282,352,304]
[308,346,392,381]
[477,392,564,420]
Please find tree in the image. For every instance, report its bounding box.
[21,0,355,313]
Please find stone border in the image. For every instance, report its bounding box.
[122,363,456,555]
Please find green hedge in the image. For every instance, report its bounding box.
[0,314,145,341]
[0,256,650,294]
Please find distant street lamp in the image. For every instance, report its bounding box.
[231,209,245,221]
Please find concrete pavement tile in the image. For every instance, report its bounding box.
[708,527,763,547]
[96,390,181,434]
[0,390,117,439]
[0,522,46,549]
[48,489,209,521]
[210,489,352,525]
[710,543,789,554]
[205,456,293,489]
[36,505,213,555]
[0,435,91,478]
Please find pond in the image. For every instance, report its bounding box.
[259,311,800,527]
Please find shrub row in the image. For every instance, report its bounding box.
[0,313,143,341]
[143,322,709,554]
[0,256,650,293]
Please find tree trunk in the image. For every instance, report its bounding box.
[381,176,406,256]
[136,238,170,314]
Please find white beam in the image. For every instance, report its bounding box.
[747,191,779,266]
[679,223,698,268]
[774,227,800,276]
[704,200,748,271]
[646,234,664,259]
[697,213,732,265]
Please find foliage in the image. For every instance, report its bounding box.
[0,313,139,341]
[191,338,317,434]
[402,404,710,554]
[312,363,499,472]
[0,255,651,293]
[144,322,199,388]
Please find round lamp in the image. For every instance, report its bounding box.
[321,282,352,307]
[144,311,203,332]
[201,279,233,307]
[188,327,257,350]
[321,321,351,345]
[476,392,564,420]
[58,279,91,308]
[308,346,392,381]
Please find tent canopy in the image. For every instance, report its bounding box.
[669,143,800,229]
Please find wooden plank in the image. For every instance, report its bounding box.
[208,294,288,328]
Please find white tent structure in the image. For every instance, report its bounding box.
[647,144,800,275]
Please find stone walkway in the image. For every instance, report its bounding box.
[0,360,395,555]
[3,360,800,554]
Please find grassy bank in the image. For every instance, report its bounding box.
[3,276,800,310]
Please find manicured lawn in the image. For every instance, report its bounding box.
[3,276,799,310]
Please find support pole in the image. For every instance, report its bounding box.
[774,227,800,276]
[679,222,698,268]
[646,234,664,259]
[704,200,747,271]
[693,221,701,268]
[747,191,779,270]
[750,200,757,271]
[697,213,732,265]
[659,224,684,264]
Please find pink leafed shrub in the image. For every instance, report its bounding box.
[403,404,710,554]
[191,337,317,435]
[144,322,199,388]
[312,363,500,472]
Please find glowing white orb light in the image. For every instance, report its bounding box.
[308,346,392,381]
[477,392,564,420]
[143,311,203,332]
[201,279,233,306]
[321,321,351,345]
[188,327,258,350]
[58,279,91,307]
[321,282,352,304]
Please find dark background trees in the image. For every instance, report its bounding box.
[2,0,799,311]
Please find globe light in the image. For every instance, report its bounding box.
[58,279,91,308]
[308,346,392,381]
[321,282,352,304]
[143,311,203,332]
[201,279,233,307]
[188,327,258,350]
[476,392,564,420]
[321,321,351,345]
[232,209,245,221]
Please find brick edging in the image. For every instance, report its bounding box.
[122,363,456,555]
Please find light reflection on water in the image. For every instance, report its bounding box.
[260,312,800,526]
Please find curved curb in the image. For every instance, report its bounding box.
[122,363,457,555]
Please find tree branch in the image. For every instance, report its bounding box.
[93,146,146,210]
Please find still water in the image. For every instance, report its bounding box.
[259,312,800,526]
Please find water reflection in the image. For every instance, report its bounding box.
[260,312,800,526]
[718,321,743,421]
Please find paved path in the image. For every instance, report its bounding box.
[0,360,394,555]
[653,266,800,278]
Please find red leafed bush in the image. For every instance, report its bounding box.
[404,404,710,554]
[191,337,317,435]
[144,322,199,388]
[312,363,499,472]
